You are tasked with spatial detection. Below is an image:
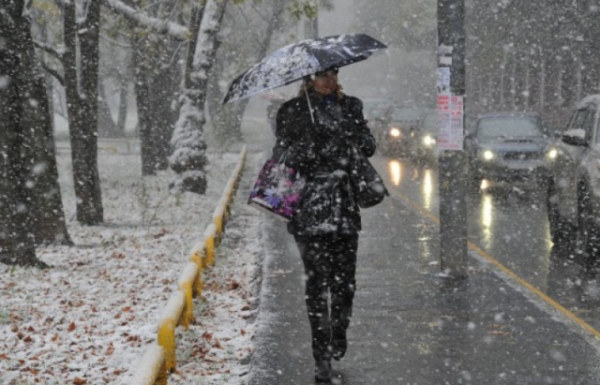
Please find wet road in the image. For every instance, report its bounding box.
[372,154,600,334]
[248,152,600,384]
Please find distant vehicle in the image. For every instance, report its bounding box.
[546,94,600,269]
[375,106,433,157]
[363,98,393,122]
[464,112,556,190]
[415,112,440,166]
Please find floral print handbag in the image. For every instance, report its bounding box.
[248,157,306,222]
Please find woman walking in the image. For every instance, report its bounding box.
[273,67,376,383]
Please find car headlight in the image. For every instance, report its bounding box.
[422,135,436,147]
[547,148,558,160]
[389,128,401,137]
[482,150,495,160]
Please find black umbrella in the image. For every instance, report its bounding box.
[222,33,387,104]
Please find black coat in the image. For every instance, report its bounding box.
[274,91,376,236]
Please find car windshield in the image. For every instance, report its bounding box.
[477,117,543,139]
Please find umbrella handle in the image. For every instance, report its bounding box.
[303,86,315,124]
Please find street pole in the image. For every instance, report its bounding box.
[437,0,468,279]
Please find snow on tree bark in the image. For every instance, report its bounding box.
[169,0,228,194]
[102,0,191,41]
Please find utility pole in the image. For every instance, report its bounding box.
[437,0,468,279]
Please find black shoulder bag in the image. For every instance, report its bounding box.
[349,147,389,208]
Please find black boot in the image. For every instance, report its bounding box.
[331,328,347,361]
[315,359,332,383]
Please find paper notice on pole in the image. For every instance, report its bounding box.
[437,67,463,150]
[436,67,450,94]
[437,93,451,146]
[437,95,464,150]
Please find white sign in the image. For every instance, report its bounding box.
[437,95,464,151]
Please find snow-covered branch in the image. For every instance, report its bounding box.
[40,62,64,86]
[33,40,64,61]
[101,0,191,41]
[99,33,131,48]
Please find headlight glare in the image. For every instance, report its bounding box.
[547,148,558,159]
[423,135,435,146]
[483,150,494,160]
[390,128,401,137]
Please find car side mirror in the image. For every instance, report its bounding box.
[561,130,588,147]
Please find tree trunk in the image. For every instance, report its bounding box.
[0,0,54,267]
[135,2,190,176]
[63,0,104,225]
[169,0,228,194]
[149,65,179,171]
[132,42,156,176]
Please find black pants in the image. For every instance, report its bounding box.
[294,233,359,361]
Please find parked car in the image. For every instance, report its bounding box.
[546,94,600,268]
[363,98,393,122]
[374,106,432,157]
[464,112,556,190]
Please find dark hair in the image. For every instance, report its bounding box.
[314,67,339,77]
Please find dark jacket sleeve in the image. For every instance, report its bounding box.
[343,97,376,157]
[274,99,317,172]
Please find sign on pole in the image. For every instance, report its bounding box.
[437,68,464,150]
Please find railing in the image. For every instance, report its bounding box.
[130,146,247,385]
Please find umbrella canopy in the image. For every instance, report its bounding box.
[223,34,387,104]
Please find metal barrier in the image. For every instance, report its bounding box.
[130,146,247,385]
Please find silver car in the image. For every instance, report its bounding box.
[465,112,556,190]
[547,94,600,268]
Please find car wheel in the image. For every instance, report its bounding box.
[547,180,574,246]
[577,183,600,270]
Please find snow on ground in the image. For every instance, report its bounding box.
[0,120,270,385]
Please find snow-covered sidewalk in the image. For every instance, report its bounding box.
[0,139,266,385]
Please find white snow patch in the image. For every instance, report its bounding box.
[0,140,265,385]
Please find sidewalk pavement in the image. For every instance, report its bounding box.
[247,188,600,385]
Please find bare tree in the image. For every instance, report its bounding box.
[63,0,104,225]
[0,0,71,267]
[131,2,186,176]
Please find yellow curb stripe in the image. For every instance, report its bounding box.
[390,188,600,340]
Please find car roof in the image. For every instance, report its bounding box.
[575,94,600,110]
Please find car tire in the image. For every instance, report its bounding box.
[547,180,574,247]
[577,183,600,271]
